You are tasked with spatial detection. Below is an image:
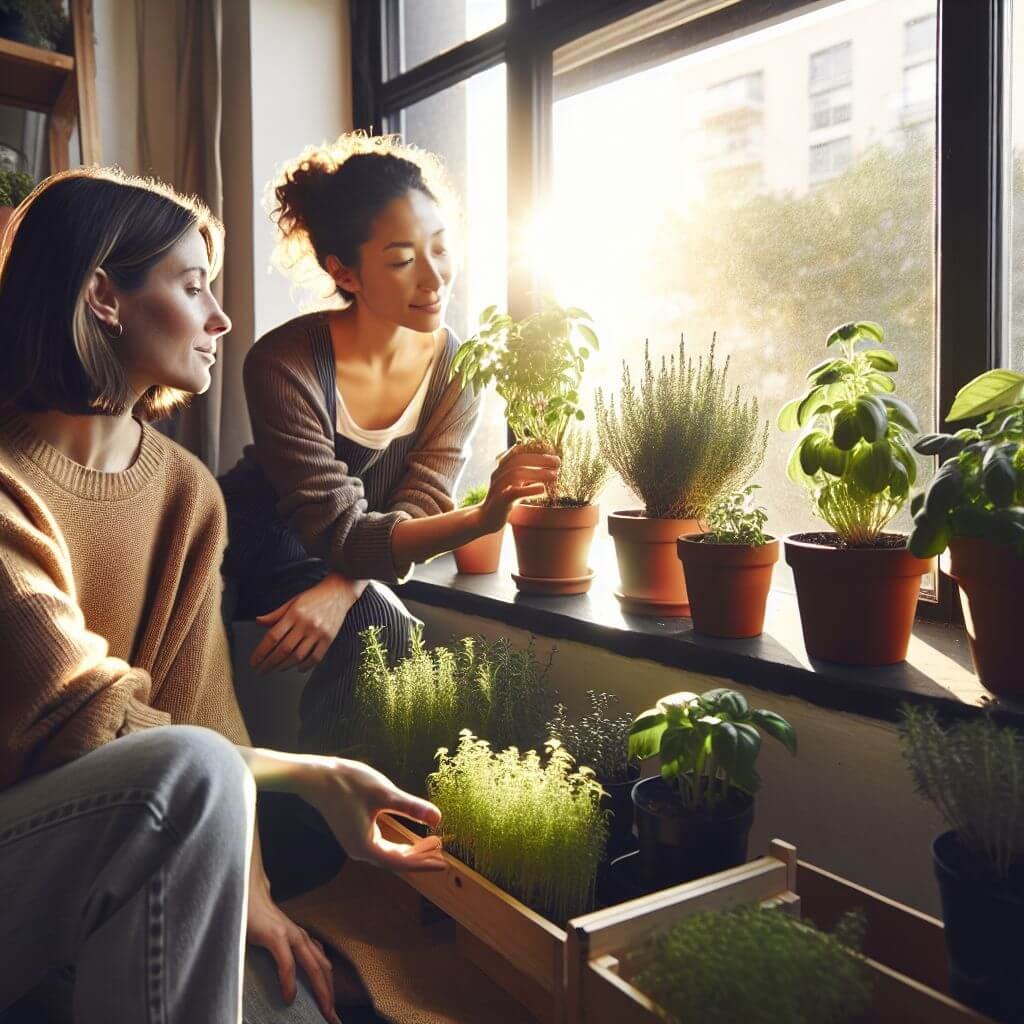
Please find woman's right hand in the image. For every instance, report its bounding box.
[476,447,561,535]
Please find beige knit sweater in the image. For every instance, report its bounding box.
[0,407,249,788]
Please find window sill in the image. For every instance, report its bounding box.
[397,553,1024,726]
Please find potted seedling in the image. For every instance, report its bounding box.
[547,690,639,860]
[452,482,503,574]
[908,368,1024,697]
[0,168,33,236]
[632,905,872,1024]
[596,338,768,617]
[901,706,1024,1021]
[627,688,796,889]
[779,320,929,665]
[428,730,608,924]
[676,485,778,638]
[452,302,601,594]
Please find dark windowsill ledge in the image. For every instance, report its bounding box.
[397,553,1023,727]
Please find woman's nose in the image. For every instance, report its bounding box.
[208,303,232,336]
[420,258,445,293]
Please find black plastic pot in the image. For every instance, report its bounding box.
[933,830,1024,1023]
[602,763,641,860]
[632,775,754,888]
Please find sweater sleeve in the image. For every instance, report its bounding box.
[244,338,411,584]
[386,377,483,518]
[0,479,169,789]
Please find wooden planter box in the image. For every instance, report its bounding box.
[565,839,994,1024]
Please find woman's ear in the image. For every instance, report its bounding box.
[83,267,121,330]
[324,254,360,297]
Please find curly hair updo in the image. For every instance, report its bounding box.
[269,132,460,305]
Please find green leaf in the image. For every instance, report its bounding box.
[577,323,599,350]
[878,394,921,434]
[832,407,863,451]
[865,372,897,394]
[888,461,910,499]
[750,710,797,754]
[826,321,884,347]
[923,462,964,517]
[799,432,824,475]
[777,397,804,432]
[659,725,702,782]
[563,306,592,321]
[628,709,667,761]
[701,688,748,719]
[982,445,1018,507]
[947,369,1024,422]
[787,440,815,485]
[863,349,899,371]
[850,440,893,493]
[478,304,497,325]
[818,440,850,477]
[796,387,828,427]
[908,510,951,558]
[855,395,888,442]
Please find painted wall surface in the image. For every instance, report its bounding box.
[90,0,140,172]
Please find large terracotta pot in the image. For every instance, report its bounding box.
[784,533,930,665]
[945,537,1024,698]
[677,534,779,638]
[453,527,503,574]
[508,502,598,595]
[608,510,702,617]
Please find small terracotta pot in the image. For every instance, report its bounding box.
[508,502,598,594]
[677,534,779,638]
[784,533,930,665]
[944,537,1024,698]
[453,527,503,574]
[608,510,702,617]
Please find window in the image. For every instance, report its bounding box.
[902,60,936,123]
[809,135,852,183]
[904,14,936,58]
[810,85,853,130]
[809,41,851,94]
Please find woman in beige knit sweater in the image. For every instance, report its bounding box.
[0,168,446,1024]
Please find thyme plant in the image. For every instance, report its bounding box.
[553,428,612,507]
[428,731,608,923]
[779,321,921,546]
[595,338,768,519]
[546,690,634,783]
[457,482,489,509]
[628,688,796,811]
[900,706,1024,882]
[703,485,770,546]
[634,905,871,1024]
[352,627,555,792]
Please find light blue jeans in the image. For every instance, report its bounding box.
[0,726,325,1023]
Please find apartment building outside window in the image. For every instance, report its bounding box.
[809,40,851,93]
[809,135,852,184]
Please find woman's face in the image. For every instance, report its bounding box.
[110,226,232,397]
[338,189,454,331]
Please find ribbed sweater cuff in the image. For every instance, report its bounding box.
[333,511,411,584]
[120,698,172,736]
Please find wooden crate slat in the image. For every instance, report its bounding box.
[865,958,993,1023]
[581,961,659,1024]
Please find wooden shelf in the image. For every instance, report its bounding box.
[0,36,74,114]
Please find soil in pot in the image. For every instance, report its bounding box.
[608,510,701,617]
[508,500,598,594]
[677,534,779,639]
[632,775,754,891]
[945,537,1024,699]
[453,527,503,574]
[784,532,930,665]
[933,830,1024,1022]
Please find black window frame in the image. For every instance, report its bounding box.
[351,0,1010,624]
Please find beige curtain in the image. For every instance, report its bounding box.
[136,0,234,472]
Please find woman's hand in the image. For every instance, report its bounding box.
[251,574,368,675]
[476,447,561,535]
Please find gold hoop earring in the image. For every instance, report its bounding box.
[107,321,124,339]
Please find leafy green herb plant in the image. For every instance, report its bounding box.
[0,0,67,50]
[546,690,634,784]
[458,482,489,509]
[779,321,920,546]
[900,706,1024,883]
[702,485,770,546]
[628,689,796,811]
[634,905,872,1024]
[0,168,33,208]
[908,369,1024,558]
[428,731,608,923]
[596,338,768,519]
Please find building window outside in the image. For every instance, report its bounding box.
[809,41,852,94]
[902,59,936,122]
[904,13,936,58]
[810,84,853,130]
[384,0,505,79]
[809,135,852,182]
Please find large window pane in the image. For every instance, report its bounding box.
[401,64,508,494]
[384,0,505,80]
[549,0,937,589]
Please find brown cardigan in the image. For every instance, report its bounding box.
[242,312,481,584]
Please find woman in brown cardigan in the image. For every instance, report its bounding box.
[220,136,556,762]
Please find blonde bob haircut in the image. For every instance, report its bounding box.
[0,167,224,420]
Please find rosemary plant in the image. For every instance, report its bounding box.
[428,731,608,923]
[595,337,768,519]
[634,905,871,1024]
[703,485,770,546]
[546,690,634,784]
[900,706,1024,882]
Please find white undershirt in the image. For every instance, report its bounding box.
[335,333,442,450]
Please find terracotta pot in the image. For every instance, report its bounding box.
[508,502,598,594]
[784,533,930,665]
[608,510,702,617]
[453,527,503,574]
[677,534,779,638]
[945,537,1024,698]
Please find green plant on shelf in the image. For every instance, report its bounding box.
[0,169,33,208]
[908,369,1024,558]
[428,730,607,923]
[634,904,872,1024]
[457,482,489,509]
[900,706,1024,883]
[551,427,612,507]
[546,689,634,784]
[702,485,770,546]
[628,688,796,812]
[595,337,768,519]
[0,0,67,51]
[779,320,921,546]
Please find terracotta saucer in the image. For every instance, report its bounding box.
[614,591,691,618]
[512,570,595,595]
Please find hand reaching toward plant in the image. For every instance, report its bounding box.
[476,446,561,534]
[251,573,368,675]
